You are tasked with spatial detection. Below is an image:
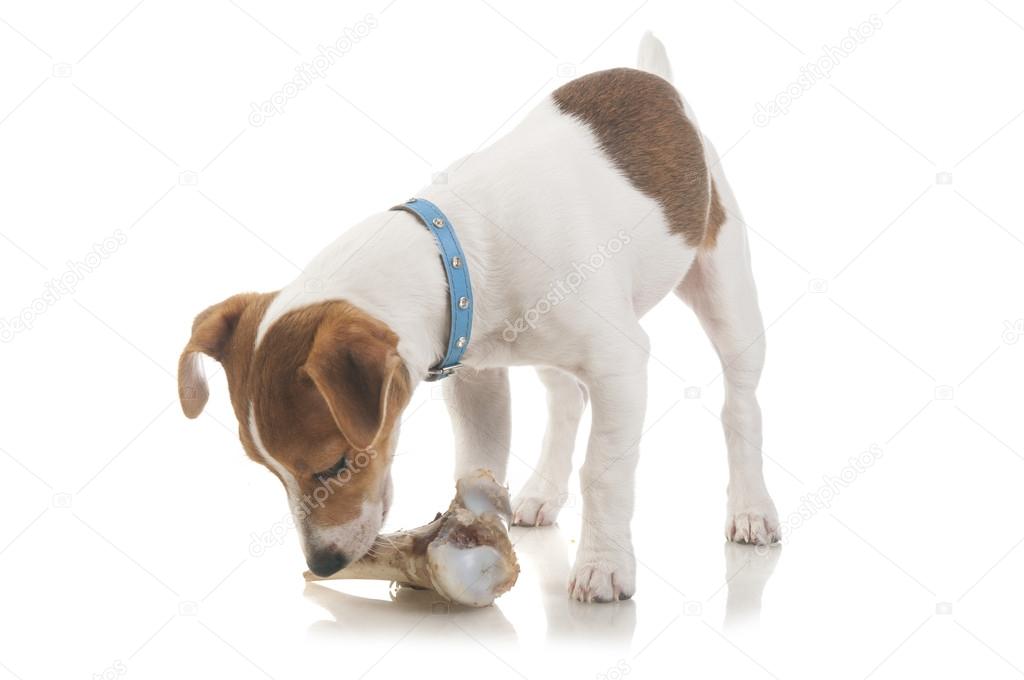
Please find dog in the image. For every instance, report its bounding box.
[177,33,779,603]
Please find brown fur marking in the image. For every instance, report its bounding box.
[705,180,726,249]
[552,67,715,248]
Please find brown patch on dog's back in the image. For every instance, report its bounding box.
[552,68,717,247]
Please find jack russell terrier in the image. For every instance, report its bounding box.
[178,33,779,603]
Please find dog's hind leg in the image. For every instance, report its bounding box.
[676,165,780,545]
[512,366,588,526]
[568,325,649,602]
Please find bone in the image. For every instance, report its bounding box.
[304,469,519,607]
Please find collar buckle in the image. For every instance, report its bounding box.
[424,364,461,382]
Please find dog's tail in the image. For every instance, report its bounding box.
[636,31,673,82]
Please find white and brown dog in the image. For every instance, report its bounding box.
[178,34,779,602]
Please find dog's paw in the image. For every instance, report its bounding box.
[568,549,636,603]
[511,481,567,527]
[725,496,780,545]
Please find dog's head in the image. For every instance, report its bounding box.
[177,294,411,576]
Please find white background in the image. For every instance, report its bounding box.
[2,1,1023,678]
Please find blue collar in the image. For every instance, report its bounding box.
[391,198,473,381]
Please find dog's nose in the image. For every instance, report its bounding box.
[307,551,349,577]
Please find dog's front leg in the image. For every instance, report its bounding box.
[442,367,512,482]
[570,340,648,602]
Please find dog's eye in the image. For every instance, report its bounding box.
[314,455,348,482]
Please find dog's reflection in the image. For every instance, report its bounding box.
[303,524,637,645]
[304,531,774,642]
[512,525,637,646]
[722,541,781,631]
[304,581,519,641]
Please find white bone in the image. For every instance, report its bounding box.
[304,469,518,607]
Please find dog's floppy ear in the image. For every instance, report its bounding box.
[301,310,411,451]
[178,293,260,418]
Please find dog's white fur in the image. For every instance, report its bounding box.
[254,34,778,601]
